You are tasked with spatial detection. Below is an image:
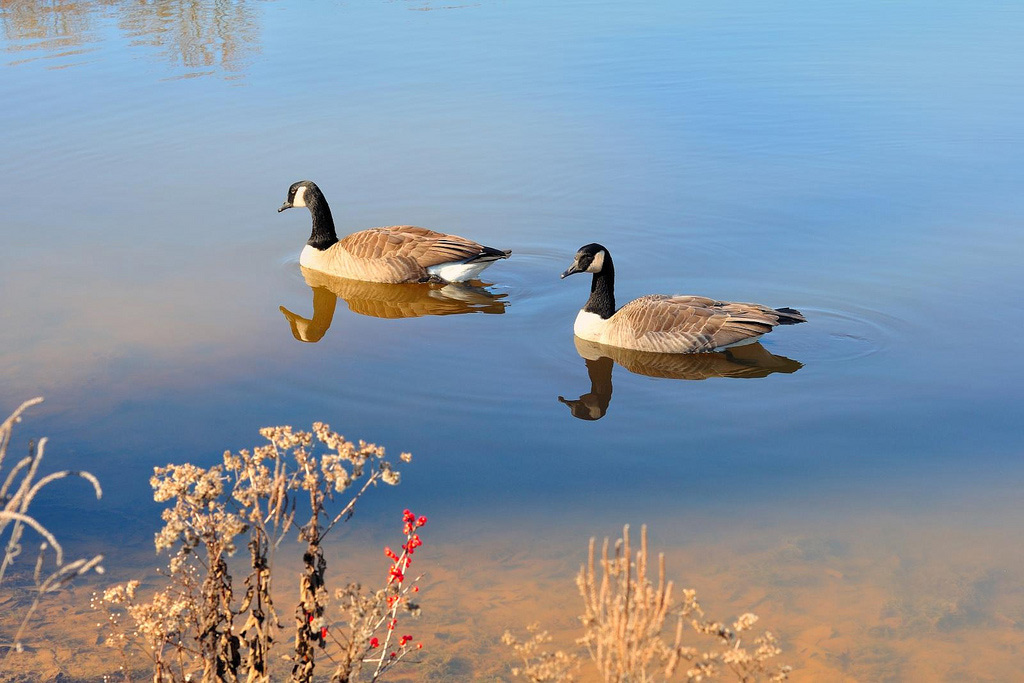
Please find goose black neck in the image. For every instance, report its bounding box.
[305,188,339,251]
[584,259,616,319]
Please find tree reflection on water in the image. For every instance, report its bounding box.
[0,0,262,77]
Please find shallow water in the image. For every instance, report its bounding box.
[2,0,1024,679]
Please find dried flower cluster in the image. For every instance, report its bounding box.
[0,398,104,670]
[503,623,581,682]
[94,423,426,682]
[506,525,791,682]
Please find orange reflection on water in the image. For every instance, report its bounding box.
[281,266,507,342]
[9,513,1021,681]
[560,337,802,420]
[407,518,1024,681]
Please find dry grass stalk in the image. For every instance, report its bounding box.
[0,397,105,669]
[577,525,673,679]
[506,525,791,683]
[95,422,425,682]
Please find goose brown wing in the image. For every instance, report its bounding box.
[615,295,781,353]
[339,227,488,267]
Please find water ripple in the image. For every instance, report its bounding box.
[777,301,903,363]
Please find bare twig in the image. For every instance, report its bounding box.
[0,398,105,671]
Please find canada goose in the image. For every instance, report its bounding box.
[560,243,806,353]
[278,180,511,283]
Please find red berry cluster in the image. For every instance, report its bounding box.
[402,509,427,535]
[368,508,428,663]
[386,510,427,585]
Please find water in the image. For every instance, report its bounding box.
[3,0,1024,679]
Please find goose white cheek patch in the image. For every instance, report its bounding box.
[292,185,307,207]
[586,250,606,273]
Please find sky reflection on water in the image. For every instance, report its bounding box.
[2,0,1024,679]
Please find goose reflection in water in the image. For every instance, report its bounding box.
[280,266,506,342]
[559,337,803,421]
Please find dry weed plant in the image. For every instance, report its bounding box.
[505,525,791,683]
[95,423,427,683]
[0,397,105,669]
[503,623,581,682]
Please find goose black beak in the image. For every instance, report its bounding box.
[560,264,581,279]
[278,202,292,213]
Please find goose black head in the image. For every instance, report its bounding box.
[278,180,320,212]
[560,243,610,279]
[279,180,338,250]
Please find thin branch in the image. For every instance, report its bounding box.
[0,398,44,472]
[323,471,381,537]
[0,511,63,565]
[27,469,103,505]
[0,456,33,502]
